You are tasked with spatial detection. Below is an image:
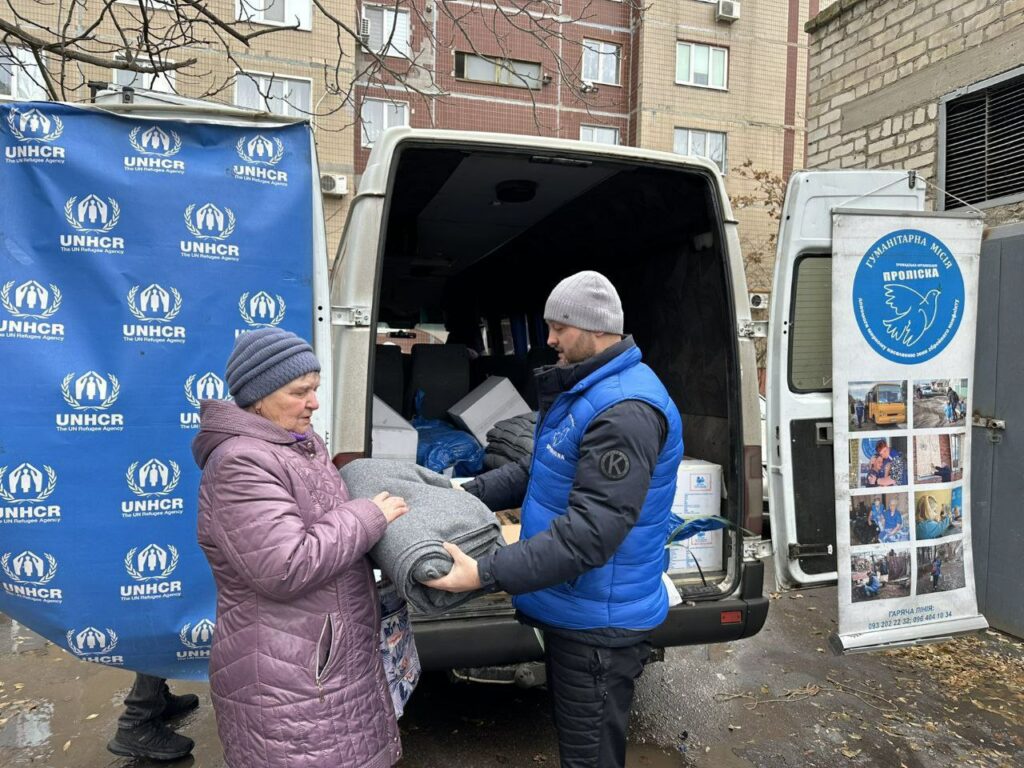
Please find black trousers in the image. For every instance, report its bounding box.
[117,673,167,729]
[544,634,651,768]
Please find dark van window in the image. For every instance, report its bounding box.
[788,255,832,393]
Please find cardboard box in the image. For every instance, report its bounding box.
[447,376,532,447]
[671,458,723,518]
[668,530,723,572]
[371,396,418,462]
[668,458,725,573]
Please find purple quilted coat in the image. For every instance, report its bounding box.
[192,400,401,768]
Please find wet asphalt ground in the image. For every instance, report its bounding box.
[2,562,1022,768]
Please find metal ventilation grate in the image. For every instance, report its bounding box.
[944,72,1024,209]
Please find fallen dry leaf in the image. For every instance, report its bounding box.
[85,713,99,720]
[63,740,71,752]
[841,747,862,758]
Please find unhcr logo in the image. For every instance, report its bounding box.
[181,372,231,429]
[0,462,61,525]
[238,290,286,334]
[0,279,64,341]
[178,618,215,660]
[57,371,125,432]
[60,194,125,254]
[1,550,61,603]
[123,459,184,518]
[66,626,123,665]
[121,543,183,601]
[181,202,240,262]
[126,125,185,173]
[5,108,66,164]
[124,284,186,344]
[233,134,288,186]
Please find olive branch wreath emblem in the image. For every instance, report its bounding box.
[0,465,57,503]
[64,196,120,233]
[1,281,62,319]
[179,621,214,649]
[67,628,118,655]
[129,126,182,157]
[184,204,236,240]
[236,136,285,166]
[126,460,181,497]
[124,545,179,581]
[239,292,286,327]
[7,110,63,142]
[1,552,57,585]
[127,285,182,322]
[62,373,120,410]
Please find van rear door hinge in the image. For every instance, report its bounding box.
[738,320,768,338]
[331,306,371,327]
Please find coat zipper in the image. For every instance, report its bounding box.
[314,614,333,702]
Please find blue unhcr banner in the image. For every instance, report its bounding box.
[0,101,314,679]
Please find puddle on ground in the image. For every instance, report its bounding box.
[628,744,687,767]
[0,700,53,748]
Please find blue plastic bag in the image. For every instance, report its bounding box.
[412,417,484,476]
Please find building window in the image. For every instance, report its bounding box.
[235,72,311,117]
[580,125,620,145]
[454,53,542,90]
[673,128,727,172]
[113,56,176,94]
[361,98,408,147]
[942,69,1024,209]
[676,42,727,89]
[0,47,48,100]
[582,39,620,86]
[362,6,412,58]
[236,0,312,30]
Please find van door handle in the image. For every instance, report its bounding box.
[816,422,833,445]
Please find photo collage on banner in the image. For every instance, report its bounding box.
[0,101,315,678]
[831,210,987,651]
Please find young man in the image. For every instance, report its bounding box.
[427,270,683,768]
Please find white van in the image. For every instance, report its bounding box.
[328,128,771,672]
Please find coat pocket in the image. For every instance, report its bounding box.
[313,614,338,701]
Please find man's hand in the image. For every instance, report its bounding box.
[423,542,481,593]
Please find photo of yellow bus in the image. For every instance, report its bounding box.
[866,381,907,425]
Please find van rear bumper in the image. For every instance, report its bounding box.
[413,561,769,671]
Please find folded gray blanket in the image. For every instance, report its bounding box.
[340,458,503,614]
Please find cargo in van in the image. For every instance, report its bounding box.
[329,129,768,672]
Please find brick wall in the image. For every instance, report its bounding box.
[805,0,1024,225]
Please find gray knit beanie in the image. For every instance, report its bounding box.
[543,270,624,334]
[225,327,321,408]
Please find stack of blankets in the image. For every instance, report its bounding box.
[482,412,536,470]
[340,459,503,614]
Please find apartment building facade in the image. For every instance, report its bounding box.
[3,0,808,281]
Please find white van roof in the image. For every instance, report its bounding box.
[359,127,730,202]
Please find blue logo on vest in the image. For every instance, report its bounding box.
[852,229,964,364]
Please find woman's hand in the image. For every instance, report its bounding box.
[373,491,409,524]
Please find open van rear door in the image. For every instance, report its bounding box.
[766,171,925,589]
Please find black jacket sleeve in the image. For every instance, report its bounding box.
[462,454,530,512]
[477,400,667,595]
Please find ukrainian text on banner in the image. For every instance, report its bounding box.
[0,102,314,678]
[830,210,988,653]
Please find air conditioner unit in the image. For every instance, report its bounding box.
[359,17,371,46]
[320,173,349,197]
[716,0,740,22]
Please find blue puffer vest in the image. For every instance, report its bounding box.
[514,345,684,631]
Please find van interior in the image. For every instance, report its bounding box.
[367,142,743,597]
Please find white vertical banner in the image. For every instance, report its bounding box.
[830,211,988,653]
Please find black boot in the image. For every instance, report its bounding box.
[161,689,200,719]
[107,720,194,761]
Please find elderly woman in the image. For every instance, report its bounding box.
[192,327,407,768]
